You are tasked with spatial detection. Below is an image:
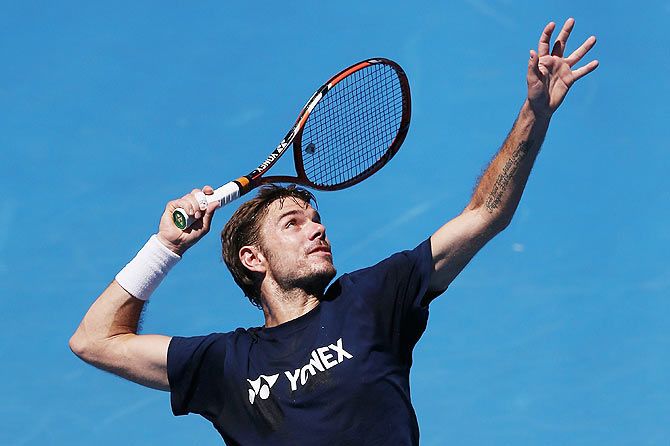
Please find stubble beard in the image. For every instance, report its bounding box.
[296,262,337,296]
[265,250,337,297]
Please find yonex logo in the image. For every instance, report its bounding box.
[247,374,280,405]
[245,338,353,405]
[284,338,352,391]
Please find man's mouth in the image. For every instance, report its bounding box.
[308,245,332,255]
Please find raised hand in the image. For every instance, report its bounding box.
[157,186,221,256]
[527,18,599,118]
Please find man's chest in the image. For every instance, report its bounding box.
[239,334,363,407]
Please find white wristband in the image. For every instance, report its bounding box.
[115,235,181,301]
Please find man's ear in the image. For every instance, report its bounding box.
[240,245,266,273]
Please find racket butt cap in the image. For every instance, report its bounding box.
[172,208,192,230]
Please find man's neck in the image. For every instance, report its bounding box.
[260,284,321,328]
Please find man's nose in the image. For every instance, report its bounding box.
[309,221,327,240]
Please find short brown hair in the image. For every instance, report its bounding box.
[221,184,317,308]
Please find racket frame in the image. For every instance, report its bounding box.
[173,58,411,230]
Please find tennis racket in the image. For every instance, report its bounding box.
[173,57,411,230]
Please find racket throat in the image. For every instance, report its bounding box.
[228,176,258,198]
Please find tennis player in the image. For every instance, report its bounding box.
[70,18,598,445]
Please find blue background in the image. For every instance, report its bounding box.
[2,1,669,444]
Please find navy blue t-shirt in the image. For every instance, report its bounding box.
[167,239,443,445]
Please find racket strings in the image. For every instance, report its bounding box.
[301,63,406,187]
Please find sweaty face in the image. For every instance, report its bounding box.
[257,198,336,295]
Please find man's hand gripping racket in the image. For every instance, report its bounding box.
[173,58,412,230]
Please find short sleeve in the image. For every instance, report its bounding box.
[383,238,444,311]
[167,333,229,418]
[343,238,445,360]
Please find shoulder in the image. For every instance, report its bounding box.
[168,328,258,356]
[321,239,433,305]
[344,238,432,283]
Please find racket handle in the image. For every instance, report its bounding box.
[172,181,241,230]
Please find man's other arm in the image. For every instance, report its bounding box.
[69,186,221,390]
[428,18,599,294]
[69,282,172,390]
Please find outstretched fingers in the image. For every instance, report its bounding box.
[566,35,597,67]
[551,17,575,57]
[538,21,556,56]
[567,34,598,82]
[572,59,600,82]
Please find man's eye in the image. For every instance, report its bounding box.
[285,220,296,228]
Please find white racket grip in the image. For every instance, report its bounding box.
[172,181,242,230]
[210,181,242,207]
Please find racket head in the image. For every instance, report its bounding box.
[290,58,411,191]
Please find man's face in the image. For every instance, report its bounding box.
[255,197,336,294]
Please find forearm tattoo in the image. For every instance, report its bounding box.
[484,140,532,213]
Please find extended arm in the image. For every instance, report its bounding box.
[428,18,598,294]
[69,187,220,390]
